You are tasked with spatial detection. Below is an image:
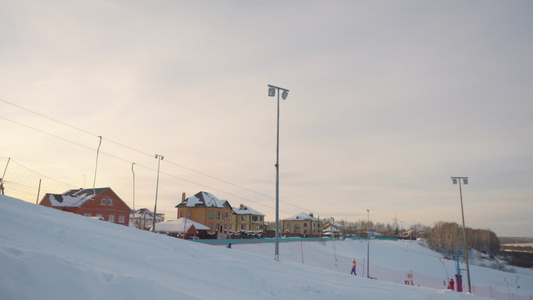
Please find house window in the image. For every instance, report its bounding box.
[208,211,214,219]
[108,215,116,222]
[96,214,103,219]
[118,215,125,223]
[180,211,184,217]
[100,198,106,205]
[208,223,214,230]
[240,224,246,230]
[241,215,246,221]
[304,230,307,234]
[255,224,261,230]
[294,225,300,233]
[84,213,92,217]
[187,210,191,217]
[108,198,113,205]
[217,211,220,219]
[252,216,258,222]
[304,223,307,227]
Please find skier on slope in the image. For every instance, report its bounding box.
[351,259,357,276]
[447,278,455,290]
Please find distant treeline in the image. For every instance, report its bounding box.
[338,219,500,255]
[338,219,533,268]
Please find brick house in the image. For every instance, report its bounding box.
[282,212,323,237]
[39,187,130,226]
[175,191,233,237]
[233,204,265,233]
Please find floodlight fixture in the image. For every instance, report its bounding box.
[281,90,288,100]
[268,87,276,97]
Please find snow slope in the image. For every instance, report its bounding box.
[1,195,530,300]
[233,238,533,296]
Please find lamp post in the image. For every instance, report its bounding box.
[152,154,164,232]
[366,209,370,278]
[268,84,289,262]
[451,176,471,293]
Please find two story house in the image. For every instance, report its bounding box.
[175,191,233,237]
[233,204,265,233]
[282,212,323,237]
[39,187,130,226]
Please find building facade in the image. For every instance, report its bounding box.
[39,187,130,226]
[175,191,233,236]
[233,204,265,233]
[282,212,323,237]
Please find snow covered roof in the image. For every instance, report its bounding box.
[176,191,231,209]
[130,208,164,221]
[233,205,265,216]
[45,188,109,207]
[323,226,340,233]
[152,218,210,233]
[284,213,320,221]
[330,221,344,228]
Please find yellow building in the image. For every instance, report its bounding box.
[282,212,323,237]
[175,191,233,237]
[233,204,265,233]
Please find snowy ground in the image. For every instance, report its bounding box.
[1,195,531,300]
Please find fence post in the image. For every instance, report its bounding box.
[1,157,10,195]
[362,259,365,278]
[36,179,42,204]
[300,241,304,264]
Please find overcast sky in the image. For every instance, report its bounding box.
[1,1,532,237]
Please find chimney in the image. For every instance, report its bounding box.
[240,204,244,210]
[309,212,314,217]
[182,192,186,202]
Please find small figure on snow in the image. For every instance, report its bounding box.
[351,259,357,276]
[447,278,455,290]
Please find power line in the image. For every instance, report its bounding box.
[0,98,325,217]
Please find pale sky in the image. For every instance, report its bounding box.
[1,1,532,237]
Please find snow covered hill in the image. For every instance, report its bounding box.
[1,195,531,300]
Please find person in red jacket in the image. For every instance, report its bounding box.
[448,278,455,290]
[351,259,357,276]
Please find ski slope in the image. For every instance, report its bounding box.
[1,195,531,300]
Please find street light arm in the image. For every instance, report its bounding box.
[267,84,290,92]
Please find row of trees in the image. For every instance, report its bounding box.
[337,219,430,239]
[336,219,500,255]
[426,221,499,255]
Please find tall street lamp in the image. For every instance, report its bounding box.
[152,154,164,232]
[366,209,370,278]
[268,84,289,261]
[451,176,471,293]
